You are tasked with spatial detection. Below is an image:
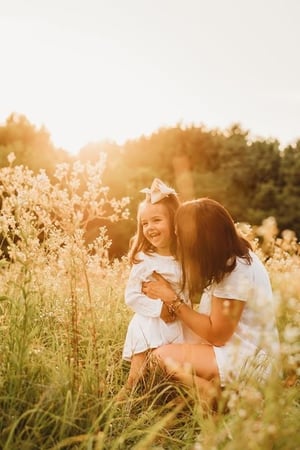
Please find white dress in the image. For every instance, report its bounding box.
[198,251,281,385]
[122,251,192,361]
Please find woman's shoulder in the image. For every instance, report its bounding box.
[235,250,264,273]
[212,253,253,300]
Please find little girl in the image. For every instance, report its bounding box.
[121,178,192,391]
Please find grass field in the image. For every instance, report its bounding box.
[0,159,299,449]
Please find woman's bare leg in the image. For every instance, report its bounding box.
[152,343,221,408]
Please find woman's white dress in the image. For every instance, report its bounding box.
[198,251,281,385]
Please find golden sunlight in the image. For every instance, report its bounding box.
[1,1,299,155]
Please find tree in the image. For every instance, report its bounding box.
[0,113,71,174]
[277,142,300,237]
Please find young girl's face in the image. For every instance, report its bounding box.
[139,202,172,255]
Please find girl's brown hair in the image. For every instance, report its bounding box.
[175,198,252,297]
[128,194,180,264]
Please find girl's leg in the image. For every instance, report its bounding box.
[117,351,148,401]
[125,351,148,389]
[152,343,221,408]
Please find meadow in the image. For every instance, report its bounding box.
[0,155,299,449]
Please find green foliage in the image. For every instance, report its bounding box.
[112,123,300,247]
[0,113,71,175]
[277,143,300,233]
[1,114,300,256]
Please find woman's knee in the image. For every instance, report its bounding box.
[152,344,167,362]
[151,345,177,370]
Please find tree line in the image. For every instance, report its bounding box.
[1,113,300,257]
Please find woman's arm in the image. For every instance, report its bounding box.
[176,296,244,346]
[142,273,245,346]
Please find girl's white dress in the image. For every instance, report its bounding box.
[198,251,281,385]
[122,251,195,361]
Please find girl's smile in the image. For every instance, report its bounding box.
[140,203,172,255]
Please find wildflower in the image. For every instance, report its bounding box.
[284,325,300,343]
[7,152,16,164]
[238,408,247,418]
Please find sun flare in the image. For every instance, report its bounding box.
[1,0,299,154]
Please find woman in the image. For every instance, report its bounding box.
[142,198,280,405]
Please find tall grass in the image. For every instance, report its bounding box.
[0,156,299,449]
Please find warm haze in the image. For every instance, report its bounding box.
[0,0,299,155]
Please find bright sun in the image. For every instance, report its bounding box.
[0,15,162,154]
[1,1,299,155]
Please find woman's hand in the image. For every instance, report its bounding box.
[142,272,176,304]
[160,302,176,323]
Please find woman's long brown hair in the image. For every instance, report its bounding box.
[175,198,252,297]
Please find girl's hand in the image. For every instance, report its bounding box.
[142,272,176,304]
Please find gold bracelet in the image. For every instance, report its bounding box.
[168,296,185,315]
[167,305,176,319]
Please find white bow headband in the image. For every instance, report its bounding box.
[140,178,177,204]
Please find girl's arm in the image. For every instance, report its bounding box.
[142,273,245,346]
[125,264,175,320]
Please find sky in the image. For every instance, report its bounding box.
[0,0,299,155]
